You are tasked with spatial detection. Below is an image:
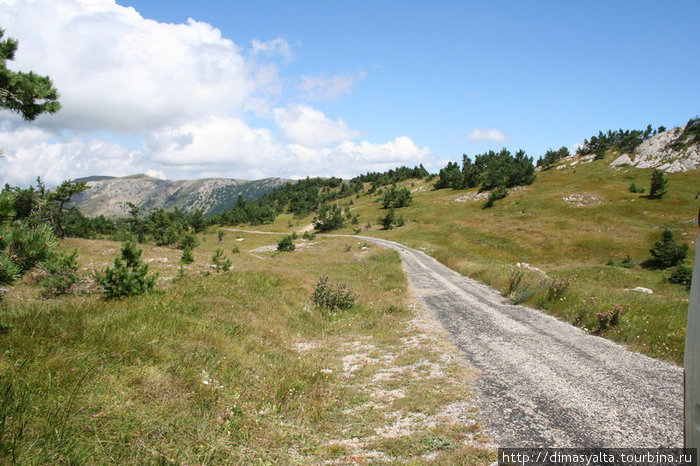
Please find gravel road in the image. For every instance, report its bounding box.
[348,235,683,448]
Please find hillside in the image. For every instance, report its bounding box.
[69,174,291,217]
[237,137,698,364]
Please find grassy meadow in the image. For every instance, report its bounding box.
[258,159,697,364]
[0,231,494,464]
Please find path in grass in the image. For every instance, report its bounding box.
[328,234,683,448]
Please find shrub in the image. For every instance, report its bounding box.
[277,235,295,252]
[537,146,570,170]
[179,232,199,250]
[484,186,508,208]
[546,276,570,302]
[211,249,231,272]
[628,182,645,194]
[596,304,626,333]
[648,229,688,268]
[506,269,525,297]
[3,222,58,275]
[313,204,345,232]
[0,252,19,285]
[95,242,157,299]
[311,276,357,316]
[379,209,396,230]
[619,255,636,268]
[669,265,692,290]
[381,186,412,208]
[40,250,80,297]
[181,247,194,264]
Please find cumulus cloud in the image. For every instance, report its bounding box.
[0,0,435,186]
[0,137,141,186]
[465,128,509,143]
[298,71,366,102]
[273,104,362,147]
[284,136,431,178]
[0,0,282,133]
[147,116,286,168]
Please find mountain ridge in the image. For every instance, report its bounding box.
[68,175,291,218]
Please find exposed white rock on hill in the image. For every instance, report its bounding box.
[610,124,700,172]
[68,174,290,218]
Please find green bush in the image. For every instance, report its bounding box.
[669,265,692,290]
[0,253,19,285]
[311,276,357,316]
[545,276,570,302]
[40,250,80,297]
[277,235,295,252]
[211,249,231,272]
[595,304,626,334]
[181,247,194,264]
[95,242,157,299]
[484,186,508,208]
[179,232,199,250]
[3,222,57,275]
[313,204,345,232]
[648,229,688,268]
[628,182,644,194]
[379,209,396,230]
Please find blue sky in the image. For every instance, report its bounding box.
[0,0,698,185]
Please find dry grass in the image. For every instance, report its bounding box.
[0,233,494,464]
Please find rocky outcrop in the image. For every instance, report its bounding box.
[610,124,700,172]
[68,174,290,217]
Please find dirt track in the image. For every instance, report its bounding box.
[346,235,683,448]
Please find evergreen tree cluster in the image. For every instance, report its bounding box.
[2,178,88,238]
[0,179,88,286]
[434,149,536,192]
[381,186,412,208]
[536,146,570,171]
[63,203,207,245]
[313,204,346,232]
[576,124,665,158]
[211,165,428,227]
[352,165,429,191]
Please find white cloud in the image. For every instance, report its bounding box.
[145,169,166,180]
[251,38,293,62]
[466,128,509,143]
[0,1,436,186]
[147,116,286,168]
[0,0,282,133]
[273,104,362,147]
[0,137,141,186]
[285,136,431,177]
[298,71,366,102]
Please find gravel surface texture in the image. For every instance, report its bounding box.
[346,235,683,448]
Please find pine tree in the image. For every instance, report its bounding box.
[649,229,688,268]
[648,169,668,199]
[0,29,61,120]
[95,242,157,298]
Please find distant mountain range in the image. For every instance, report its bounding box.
[68,174,291,217]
